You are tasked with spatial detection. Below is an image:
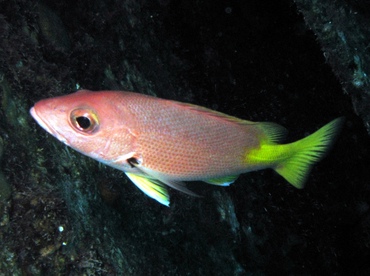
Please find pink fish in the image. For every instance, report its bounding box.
[30,90,343,206]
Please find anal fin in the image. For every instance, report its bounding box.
[205,175,239,186]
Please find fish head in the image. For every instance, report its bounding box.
[30,90,137,166]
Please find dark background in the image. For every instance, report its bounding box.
[0,0,369,274]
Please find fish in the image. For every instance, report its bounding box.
[30,90,344,206]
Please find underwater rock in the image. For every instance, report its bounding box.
[294,0,370,135]
[0,133,2,159]
[0,172,11,202]
[0,135,11,233]
[97,178,121,205]
[36,2,71,52]
[1,0,369,274]
[0,136,11,202]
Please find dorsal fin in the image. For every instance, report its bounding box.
[170,100,255,125]
[256,122,288,144]
[170,100,287,144]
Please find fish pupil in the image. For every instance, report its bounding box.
[76,116,91,129]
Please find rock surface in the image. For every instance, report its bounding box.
[0,0,369,274]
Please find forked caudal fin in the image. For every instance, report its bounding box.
[247,117,345,189]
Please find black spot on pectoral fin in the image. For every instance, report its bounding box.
[127,157,140,168]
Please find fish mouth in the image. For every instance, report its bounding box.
[30,107,68,145]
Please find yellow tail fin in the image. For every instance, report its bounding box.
[274,117,344,188]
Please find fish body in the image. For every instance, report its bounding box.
[30,90,343,206]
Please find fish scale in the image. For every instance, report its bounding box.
[129,99,259,179]
[30,90,344,206]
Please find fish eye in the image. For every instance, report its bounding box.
[70,109,99,134]
[76,116,91,129]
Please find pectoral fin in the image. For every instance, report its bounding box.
[130,164,200,198]
[125,172,170,206]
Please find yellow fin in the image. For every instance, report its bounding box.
[205,175,239,186]
[257,122,288,144]
[275,117,344,188]
[246,117,344,188]
[125,172,170,206]
[137,167,200,197]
